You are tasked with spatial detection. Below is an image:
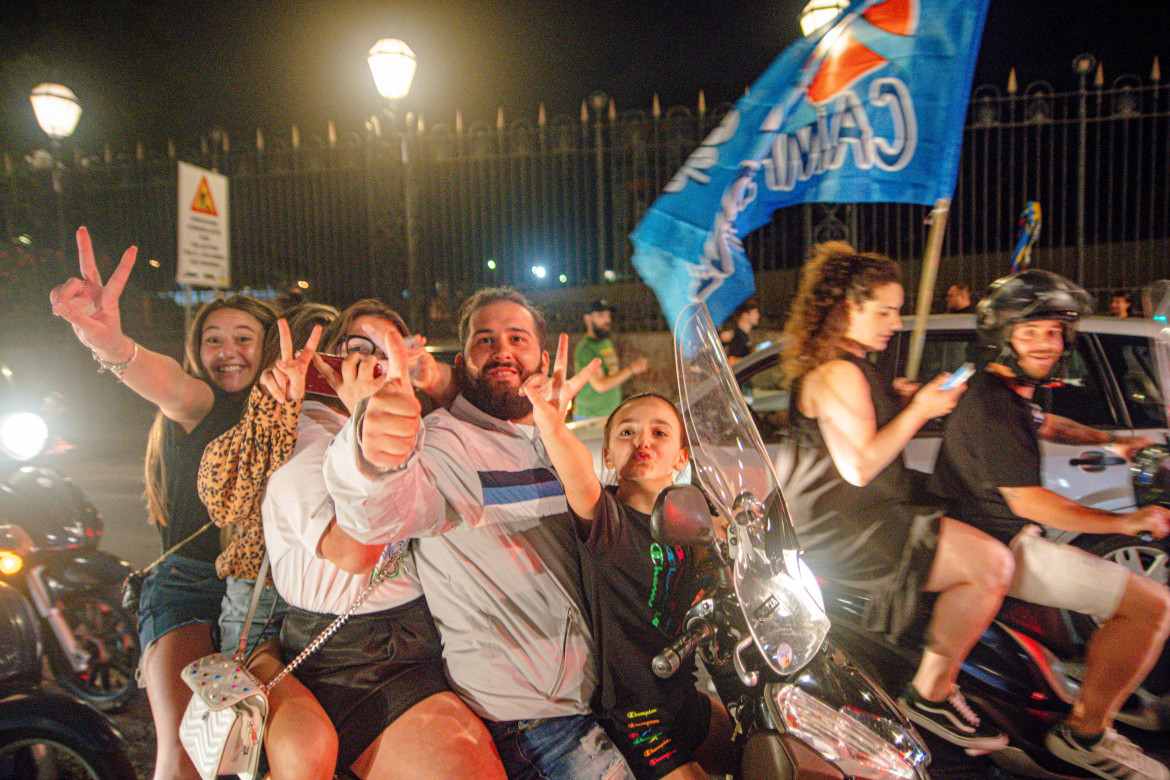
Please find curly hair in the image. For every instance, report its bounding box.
[781,242,901,385]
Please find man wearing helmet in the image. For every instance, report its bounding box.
[933,269,1170,780]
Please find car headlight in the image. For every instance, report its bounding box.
[771,684,920,780]
[0,412,48,461]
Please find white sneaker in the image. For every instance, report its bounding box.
[1045,724,1169,780]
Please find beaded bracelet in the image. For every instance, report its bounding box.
[93,341,138,380]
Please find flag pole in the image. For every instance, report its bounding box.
[905,198,951,382]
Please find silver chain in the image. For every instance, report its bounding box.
[262,541,406,693]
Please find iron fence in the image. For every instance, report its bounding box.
[2,59,1167,334]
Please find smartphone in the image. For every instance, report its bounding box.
[940,362,975,391]
[304,353,384,397]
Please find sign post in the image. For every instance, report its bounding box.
[176,162,230,327]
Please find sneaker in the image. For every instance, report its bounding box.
[1045,724,1169,780]
[896,685,1009,752]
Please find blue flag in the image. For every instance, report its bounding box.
[631,0,990,331]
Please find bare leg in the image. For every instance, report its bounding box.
[142,622,215,780]
[349,691,506,780]
[248,648,337,780]
[914,518,1014,700]
[1068,572,1170,735]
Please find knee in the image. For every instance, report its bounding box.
[1130,576,1170,640]
[975,540,1015,593]
[267,724,337,780]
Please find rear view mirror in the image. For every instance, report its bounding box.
[651,485,715,547]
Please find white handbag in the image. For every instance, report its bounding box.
[178,544,405,779]
[179,653,268,780]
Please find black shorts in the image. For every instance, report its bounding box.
[601,687,712,780]
[280,596,449,770]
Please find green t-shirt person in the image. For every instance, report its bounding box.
[574,335,621,419]
[573,299,649,420]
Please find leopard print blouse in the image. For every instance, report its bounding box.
[197,384,301,580]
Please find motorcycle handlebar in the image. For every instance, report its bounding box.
[652,619,716,679]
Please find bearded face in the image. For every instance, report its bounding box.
[458,300,546,422]
[458,357,539,420]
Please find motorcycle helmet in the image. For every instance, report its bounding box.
[976,269,1093,384]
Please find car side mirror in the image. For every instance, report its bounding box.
[651,484,716,547]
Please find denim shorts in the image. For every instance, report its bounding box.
[218,575,288,658]
[136,554,226,653]
[485,714,635,780]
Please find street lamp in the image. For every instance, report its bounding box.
[30,82,82,256]
[367,38,422,328]
[799,0,848,36]
[30,83,82,140]
[367,39,417,101]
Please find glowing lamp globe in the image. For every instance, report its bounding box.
[800,0,849,36]
[30,83,82,140]
[368,39,417,101]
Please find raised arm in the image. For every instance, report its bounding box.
[522,334,602,528]
[49,227,214,430]
[809,359,963,486]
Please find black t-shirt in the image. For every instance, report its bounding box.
[578,488,713,716]
[725,327,752,359]
[157,385,250,563]
[931,371,1044,544]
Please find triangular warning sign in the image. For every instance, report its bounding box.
[190,176,218,216]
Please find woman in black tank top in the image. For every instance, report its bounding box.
[775,242,1015,752]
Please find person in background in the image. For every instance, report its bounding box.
[720,297,761,365]
[945,283,975,313]
[49,227,277,780]
[775,242,1014,754]
[573,298,648,420]
[1110,293,1132,318]
[933,270,1170,780]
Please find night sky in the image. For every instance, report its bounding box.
[2,0,1167,154]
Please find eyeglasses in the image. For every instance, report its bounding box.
[343,335,380,357]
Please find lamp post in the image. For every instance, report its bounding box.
[1072,53,1096,286]
[29,83,82,256]
[799,0,848,36]
[367,39,422,328]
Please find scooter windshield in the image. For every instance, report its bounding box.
[674,302,829,675]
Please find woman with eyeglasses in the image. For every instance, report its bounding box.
[49,227,278,780]
[201,299,502,779]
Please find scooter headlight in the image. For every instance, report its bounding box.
[0,412,48,462]
[771,684,921,780]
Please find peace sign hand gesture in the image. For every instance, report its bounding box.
[260,319,323,403]
[521,333,600,434]
[48,227,137,360]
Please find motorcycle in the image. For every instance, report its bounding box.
[0,371,140,713]
[0,572,137,779]
[808,455,1170,779]
[647,302,931,780]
